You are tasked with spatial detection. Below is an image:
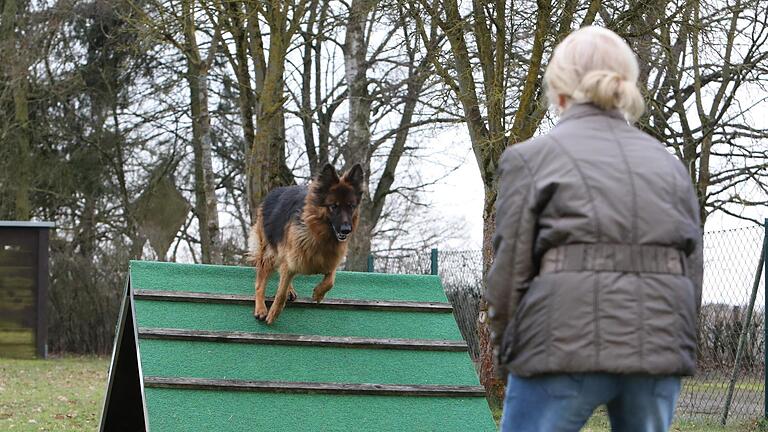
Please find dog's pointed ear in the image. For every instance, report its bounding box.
[318,163,339,183]
[316,163,339,191]
[343,164,365,197]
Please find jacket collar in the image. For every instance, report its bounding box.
[557,103,626,125]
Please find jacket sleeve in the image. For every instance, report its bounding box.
[484,147,537,367]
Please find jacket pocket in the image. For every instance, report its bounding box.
[500,282,533,364]
[500,319,517,364]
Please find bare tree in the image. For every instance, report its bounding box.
[620,0,768,224]
[409,0,768,405]
[285,0,451,270]
[128,0,224,263]
[407,0,593,405]
[182,0,223,263]
[247,0,307,215]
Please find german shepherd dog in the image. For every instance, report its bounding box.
[247,163,364,324]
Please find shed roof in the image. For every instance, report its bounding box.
[0,221,55,228]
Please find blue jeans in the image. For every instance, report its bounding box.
[500,373,681,432]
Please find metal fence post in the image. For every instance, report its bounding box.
[367,254,374,273]
[430,248,438,275]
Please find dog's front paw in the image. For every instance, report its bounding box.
[265,308,281,325]
[312,289,326,303]
[254,303,268,321]
[287,287,297,302]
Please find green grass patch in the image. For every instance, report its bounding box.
[582,407,761,431]
[0,356,108,431]
[684,379,764,393]
[491,405,762,431]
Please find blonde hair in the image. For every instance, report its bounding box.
[544,26,645,121]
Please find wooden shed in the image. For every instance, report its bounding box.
[0,221,54,358]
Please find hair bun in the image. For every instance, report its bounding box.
[572,70,643,119]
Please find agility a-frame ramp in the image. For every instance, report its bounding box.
[99,261,496,431]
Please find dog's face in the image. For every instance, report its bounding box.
[313,163,364,242]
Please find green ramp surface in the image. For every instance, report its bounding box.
[100,260,496,431]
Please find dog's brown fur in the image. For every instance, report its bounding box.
[247,164,363,324]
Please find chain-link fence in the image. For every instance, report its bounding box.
[368,249,484,359]
[684,226,766,422]
[367,224,767,423]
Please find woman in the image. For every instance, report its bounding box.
[486,26,703,432]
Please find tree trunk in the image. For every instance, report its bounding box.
[434,0,507,404]
[346,202,374,271]
[184,0,222,264]
[245,4,296,218]
[300,0,320,173]
[343,0,372,167]
[76,193,97,258]
[1,0,31,220]
[418,0,556,406]
[11,60,31,220]
[189,71,223,265]
[479,191,505,406]
[226,2,256,172]
[342,0,374,271]
[249,39,289,217]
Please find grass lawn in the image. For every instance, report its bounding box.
[0,356,109,431]
[582,408,764,431]
[491,406,765,431]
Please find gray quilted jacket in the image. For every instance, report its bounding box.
[486,103,703,377]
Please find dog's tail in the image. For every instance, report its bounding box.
[245,223,260,266]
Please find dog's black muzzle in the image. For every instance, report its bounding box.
[332,223,352,242]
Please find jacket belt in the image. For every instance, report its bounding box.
[540,244,686,275]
